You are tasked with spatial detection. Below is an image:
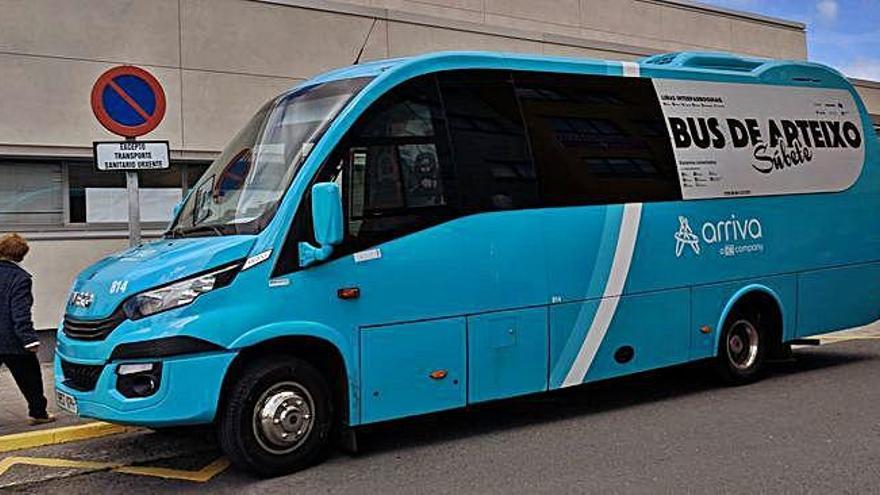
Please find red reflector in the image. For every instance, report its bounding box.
[337,287,360,300]
[429,370,448,380]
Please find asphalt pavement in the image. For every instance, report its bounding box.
[2,336,879,494]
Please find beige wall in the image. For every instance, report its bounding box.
[0,0,808,155]
[854,80,880,122]
[0,0,818,326]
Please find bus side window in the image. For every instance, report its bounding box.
[437,70,538,212]
[513,71,681,206]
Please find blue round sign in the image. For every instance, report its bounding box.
[91,66,166,137]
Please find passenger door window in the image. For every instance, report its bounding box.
[339,76,451,253]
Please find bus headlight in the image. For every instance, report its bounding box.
[122,263,240,320]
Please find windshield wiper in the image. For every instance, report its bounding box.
[165,224,226,238]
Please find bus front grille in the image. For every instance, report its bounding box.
[62,312,125,341]
[60,360,104,392]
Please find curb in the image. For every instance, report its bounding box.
[0,422,137,454]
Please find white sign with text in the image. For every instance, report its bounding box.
[653,80,865,200]
[93,140,170,171]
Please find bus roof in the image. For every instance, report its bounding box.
[301,50,852,93]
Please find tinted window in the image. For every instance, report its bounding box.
[438,70,538,211]
[514,72,680,206]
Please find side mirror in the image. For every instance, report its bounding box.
[299,182,344,268]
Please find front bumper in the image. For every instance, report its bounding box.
[54,349,236,427]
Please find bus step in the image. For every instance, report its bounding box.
[789,338,821,346]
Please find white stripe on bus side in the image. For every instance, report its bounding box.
[561,202,643,388]
[621,61,641,78]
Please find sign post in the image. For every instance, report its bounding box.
[126,168,141,246]
[90,65,167,247]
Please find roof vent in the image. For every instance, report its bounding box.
[683,55,763,72]
[642,52,765,73]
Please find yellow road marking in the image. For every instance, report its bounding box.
[0,456,120,476]
[0,422,137,454]
[115,457,230,482]
[0,455,229,483]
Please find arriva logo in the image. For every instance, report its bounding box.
[674,216,701,257]
[675,214,764,258]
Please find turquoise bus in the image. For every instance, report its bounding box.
[56,51,879,476]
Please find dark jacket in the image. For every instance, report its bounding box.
[0,260,39,354]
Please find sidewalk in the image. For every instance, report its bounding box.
[0,331,83,436]
[0,364,84,436]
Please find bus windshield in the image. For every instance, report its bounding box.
[168,77,372,237]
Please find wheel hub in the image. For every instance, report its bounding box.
[729,335,744,354]
[253,383,315,454]
[727,320,760,371]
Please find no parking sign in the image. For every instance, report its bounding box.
[91,65,166,138]
[90,65,170,247]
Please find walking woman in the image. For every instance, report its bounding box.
[0,233,54,425]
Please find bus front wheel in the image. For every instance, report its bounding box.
[218,356,334,477]
[715,309,768,385]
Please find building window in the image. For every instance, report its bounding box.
[0,160,63,226]
[67,162,205,224]
[0,158,209,230]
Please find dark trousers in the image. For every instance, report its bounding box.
[0,353,48,419]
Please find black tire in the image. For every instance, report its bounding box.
[218,357,334,477]
[715,308,768,385]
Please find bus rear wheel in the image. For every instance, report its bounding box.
[218,357,333,477]
[715,309,767,385]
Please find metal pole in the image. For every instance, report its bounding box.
[126,170,141,247]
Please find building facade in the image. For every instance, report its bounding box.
[1,0,878,328]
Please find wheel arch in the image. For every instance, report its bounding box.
[715,284,786,357]
[219,322,357,426]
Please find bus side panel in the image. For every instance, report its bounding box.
[584,288,691,382]
[467,307,548,403]
[689,274,797,360]
[797,262,880,337]
[549,299,600,388]
[547,288,689,387]
[542,205,623,302]
[360,317,467,424]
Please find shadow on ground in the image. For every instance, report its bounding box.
[19,344,871,473]
[351,344,875,458]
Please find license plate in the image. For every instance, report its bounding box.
[56,389,78,415]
